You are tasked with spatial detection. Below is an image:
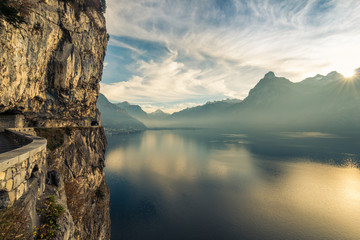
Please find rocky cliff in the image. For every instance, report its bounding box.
[0,0,110,239]
[38,127,110,240]
[0,0,108,127]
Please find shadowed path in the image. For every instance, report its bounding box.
[0,132,21,154]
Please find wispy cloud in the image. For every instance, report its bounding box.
[102,0,360,111]
[108,38,145,55]
[101,49,237,110]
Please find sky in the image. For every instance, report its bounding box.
[100,0,360,113]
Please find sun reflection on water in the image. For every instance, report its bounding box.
[105,130,360,240]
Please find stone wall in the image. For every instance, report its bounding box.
[0,130,47,208]
[0,114,25,131]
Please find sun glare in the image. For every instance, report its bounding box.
[338,67,355,78]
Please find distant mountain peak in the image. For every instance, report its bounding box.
[153,109,165,114]
[148,109,170,120]
[326,71,343,79]
[260,72,291,85]
[257,71,290,86]
[264,71,276,78]
[314,74,324,79]
[115,101,147,119]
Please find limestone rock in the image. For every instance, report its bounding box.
[0,1,108,127]
[8,190,15,204]
[13,173,22,188]
[16,183,25,200]
[5,179,13,191]
[0,171,5,181]
[5,168,12,180]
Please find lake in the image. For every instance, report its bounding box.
[105,129,360,240]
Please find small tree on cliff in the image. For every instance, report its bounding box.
[100,0,106,13]
[89,0,107,13]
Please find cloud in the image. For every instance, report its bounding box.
[108,38,145,55]
[101,49,243,112]
[102,0,360,111]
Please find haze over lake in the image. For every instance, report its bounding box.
[105,129,360,240]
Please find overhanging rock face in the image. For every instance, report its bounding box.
[0,1,108,128]
[0,130,47,208]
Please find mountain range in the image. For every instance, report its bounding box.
[98,69,360,133]
[230,71,360,132]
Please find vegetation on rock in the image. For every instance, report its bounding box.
[60,0,106,13]
[35,128,65,151]
[33,195,65,240]
[0,204,31,240]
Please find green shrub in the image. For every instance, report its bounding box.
[34,196,65,240]
[35,128,65,151]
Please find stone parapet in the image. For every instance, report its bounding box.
[0,130,47,208]
[6,128,37,136]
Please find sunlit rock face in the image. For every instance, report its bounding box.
[0,0,108,127]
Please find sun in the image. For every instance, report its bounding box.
[338,67,355,78]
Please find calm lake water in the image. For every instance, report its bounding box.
[105,129,360,240]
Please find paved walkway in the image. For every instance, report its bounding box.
[0,132,21,154]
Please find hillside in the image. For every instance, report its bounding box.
[149,109,171,120]
[97,94,146,131]
[116,101,148,119]
[172,99,242,119]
